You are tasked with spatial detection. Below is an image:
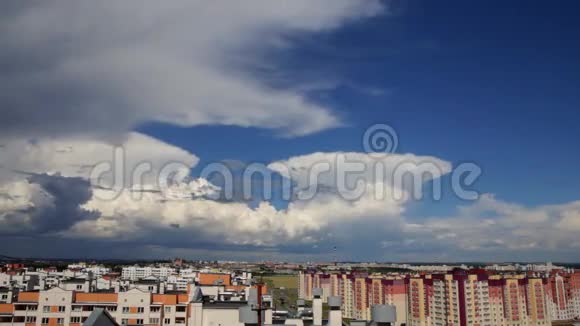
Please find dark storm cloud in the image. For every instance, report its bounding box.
[0,173,99,234]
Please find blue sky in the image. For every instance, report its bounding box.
[1,0,580,261]
[141,0,580,208]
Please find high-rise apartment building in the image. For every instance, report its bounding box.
[299,269,579,326]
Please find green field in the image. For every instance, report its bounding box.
[259,274,298,289]
[257,275,299,311]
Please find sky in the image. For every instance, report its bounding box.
[1,0,580,262]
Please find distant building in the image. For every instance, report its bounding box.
[121,267,175,281]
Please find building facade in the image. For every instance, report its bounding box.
[299,269,580,326]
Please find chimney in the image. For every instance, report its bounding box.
[328,296,341,326]
[238,305,258,326]
[6,288,14,303]
[248,288,258,306]
[262,295,273,325]
[312,288,323,326]
[297,299,306,312]
[349,322,367,326]
[263,309,273,325]
[371,305,396,326]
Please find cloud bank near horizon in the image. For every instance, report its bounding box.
[2,134,580,261]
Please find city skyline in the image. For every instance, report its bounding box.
[1,1,580,262]
[1,261,579,325]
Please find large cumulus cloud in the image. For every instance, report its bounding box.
[63,152,452,247]
[3,135,580,261]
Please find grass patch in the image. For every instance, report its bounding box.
[257,275,299,312]
[259,274,298,289]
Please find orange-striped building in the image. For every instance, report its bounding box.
[0,284,258,326]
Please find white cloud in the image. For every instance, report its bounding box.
[0,180,50,233]
[0,132,199,233]
[2,137,451,247]
[0,132,198,187]
[63,152,452,247]
[3,136,580,260]
[269,152,451,202]
[411,194,580,254]
[0,0,384,140]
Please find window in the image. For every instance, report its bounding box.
[43,306,51,313]
[41,318,49,325]
[137,307,144,313]
[57,318,64,325]
[150,306,160,312]
[106,306,117,312]
[176,306,186,312]
[164,306,171,313]
[123,307,130,314]
[122,319,128,325]
[58,306,66,312]
[72,306,82,312]
[1,294,7,300]
[76,285,83,290]
[26,316,36,323]
[164,318,171,324]
[136,319,143,325]
[27,305,37,311]
[149,318,160,324]
[70,317,81,323]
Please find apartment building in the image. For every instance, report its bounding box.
[407,276,429,326]
[338,274,354,319]
[0,272,39,291]
[300,269,580,325]
[298,271,313,301]
[0,283,263,326]
[121,268,175,281]
[368,278,406,324]
[0,287,190,326]
[407,270,552,326]
[353,276,370,321]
